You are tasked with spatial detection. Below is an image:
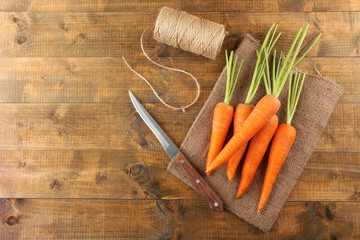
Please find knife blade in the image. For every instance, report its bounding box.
[129,91,223,212]
[129,91,179,160]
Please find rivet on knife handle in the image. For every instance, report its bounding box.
[173,151,223,212]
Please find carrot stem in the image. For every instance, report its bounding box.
[263,24,321,98]
[293,33,322,67]
[272,50,276,92]
[286,72,305,125]
[224,50,243,104]
[244,23,281,104]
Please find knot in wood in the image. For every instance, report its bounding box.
[96,172,109,184]
[127,163,149,184]
[314,203,334,220]
[129,163,146,177]
[50,179,61,190]
[5,215,19,226]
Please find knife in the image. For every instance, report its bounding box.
[129,91,223,212]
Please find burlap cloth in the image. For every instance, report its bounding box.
[167,34,343,232]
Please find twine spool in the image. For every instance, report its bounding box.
[123,6,227,111]
[154,7,226,60]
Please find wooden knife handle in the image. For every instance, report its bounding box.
[173,151,223,212]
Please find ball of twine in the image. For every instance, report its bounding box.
[154,6,226,60]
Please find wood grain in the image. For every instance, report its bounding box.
[0,150,181,200]
[1,12,360,57]
[0,57,213,104]
[0,0,179,12]
[0,150,358,202]
[0,198,359,239]
[2,0,360,12]
[0,102,355,152]
[0,57,357,104]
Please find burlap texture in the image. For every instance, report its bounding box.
[167,34,343,232]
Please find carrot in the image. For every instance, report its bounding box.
[226,104,254,180]
[257,124,296,212]
[210,24,321,172]
[206,102,234,172]
[257,71,305,213]
[206,50,244,174]
[207,23,281,176]
[237,114,278,197]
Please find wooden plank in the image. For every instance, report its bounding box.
[279,0,360,12]
[0,57,356,104]
[0,57,221,104]
[0,150,358,201]
[0,150,184,199]
[290,152,360,202]
[0,12,359,57]
[0,102,198,150]
[0,0,276,12]
[186,0,360,12]
[296,57,357,105]
[0,198,359,239]
[2,0,360,12]
[0,0,179,12]
[0,103,355,151]
[317,104,360,152]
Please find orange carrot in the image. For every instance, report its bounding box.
[237,114,278,197]
[226,104,254,180]
[206,103,234,172]
[257,123,296,213]
[257,71,305,213]
[206,51,243,174]
[207,23,281,175]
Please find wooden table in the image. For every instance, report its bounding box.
[0,0,359,239]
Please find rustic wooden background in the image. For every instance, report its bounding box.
[0,0,359,239]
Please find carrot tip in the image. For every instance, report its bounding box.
[236,192,243,199]
[236,186,246,198]
[257,205,264,213]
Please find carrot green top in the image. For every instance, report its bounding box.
[287,71,305,125]
[224,50,244,104]
[244,23,281,104]
[263,24,322,98]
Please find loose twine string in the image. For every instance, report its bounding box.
[122,28,200,112]
[122,7,226,112]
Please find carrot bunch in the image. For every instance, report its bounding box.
[211,24,321,170]
[206,50,243,173]
[205,23,322,213]
[241,25,321,207]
